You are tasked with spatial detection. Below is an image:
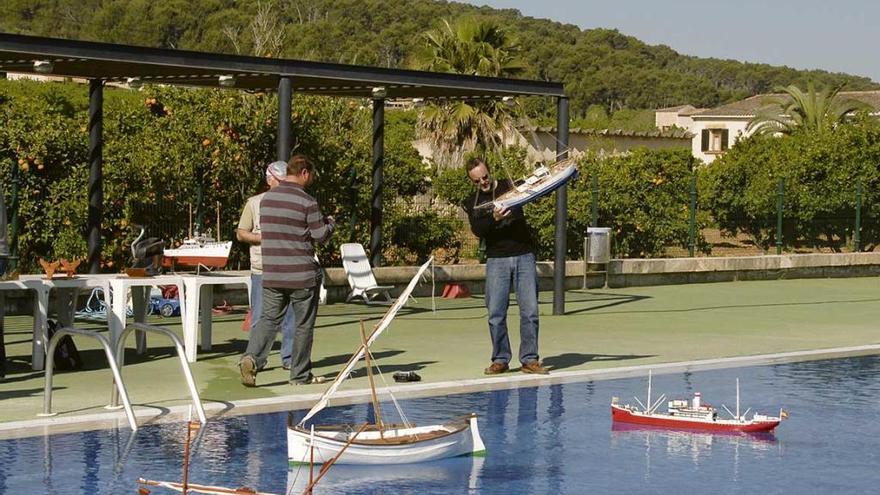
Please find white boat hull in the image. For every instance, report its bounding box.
[288,415,486,466]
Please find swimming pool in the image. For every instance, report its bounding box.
[2,355,878,494]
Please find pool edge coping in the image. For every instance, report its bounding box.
[2,344,878,440]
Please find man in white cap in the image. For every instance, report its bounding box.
[236,160,295,370]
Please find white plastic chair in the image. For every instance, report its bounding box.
[340,243,394,305]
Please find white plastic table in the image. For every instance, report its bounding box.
[180,274,251,362]
[107,274,187,354]
[0,274,113,370]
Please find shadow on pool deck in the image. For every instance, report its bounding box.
[1,276,879,434]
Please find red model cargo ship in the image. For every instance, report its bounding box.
[611,372,786,433]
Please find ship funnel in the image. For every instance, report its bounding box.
[693,392,701,409]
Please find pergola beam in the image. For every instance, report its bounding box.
[0,33,572,308]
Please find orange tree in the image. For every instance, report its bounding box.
[432,146,707,259]
[0,79,434,271]
[700,115,880,251]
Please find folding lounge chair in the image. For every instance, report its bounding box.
[340,243,394,305]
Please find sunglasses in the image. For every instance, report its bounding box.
[471,173,489,184]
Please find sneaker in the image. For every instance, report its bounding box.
[282,361,291,371]
[483,362,509,375]
[291,375,327,385]
[239,355,257,387]
[520,361,549,375]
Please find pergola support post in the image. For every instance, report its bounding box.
[277,76,292,162]
[87,79,103,274]
[553,96,569,315]
[370,92,385,267]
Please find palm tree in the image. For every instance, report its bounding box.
[747,83,869,136]
[412,18,525,166]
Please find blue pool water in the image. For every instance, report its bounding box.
[2,356,879,494]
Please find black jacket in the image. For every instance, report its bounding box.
[463,179,534,258]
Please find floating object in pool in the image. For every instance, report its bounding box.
[288,257,486,465]
[138,418,286,494]
[611,371,787,433]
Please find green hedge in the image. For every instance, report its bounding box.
[0,79,459,271]
[699,116,880,252]
[434,147,707,259]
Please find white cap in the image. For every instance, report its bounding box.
[266,161,287,180]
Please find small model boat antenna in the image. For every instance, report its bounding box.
[188,204,193,238]
[216,201,221,241]
[736,377,741,420]
[646,370,652,413]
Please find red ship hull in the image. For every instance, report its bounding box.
[162,256,229,268]
[611,405,779,433]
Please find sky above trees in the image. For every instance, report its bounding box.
[462,0,880,82]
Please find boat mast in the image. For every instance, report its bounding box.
[360,320,385,435]
[188,203,193,238]
[647,370,652,414]
[216,201,221,240]
[736,378,740,420]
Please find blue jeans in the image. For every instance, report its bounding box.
[484,253,540,365]
[250,273,295,367]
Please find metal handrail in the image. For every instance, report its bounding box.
[110,322,207,424]
[41,327,138,431]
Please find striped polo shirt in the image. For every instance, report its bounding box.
[259,181,334,289]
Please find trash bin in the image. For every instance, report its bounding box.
[586,227,611,264]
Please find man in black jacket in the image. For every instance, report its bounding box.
[463,157,548,375]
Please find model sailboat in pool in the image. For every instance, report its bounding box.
[611,371,787,433]
[287,257,486,465]
[474,157,578,212]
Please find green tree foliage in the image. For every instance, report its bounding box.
[433,146,705,259]
[748,83,872,136]
[2,0,874,122]
[572,149,709,258]
[0,79,433,270]
[700,117,880,251]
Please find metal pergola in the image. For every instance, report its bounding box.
[0,33,572,313]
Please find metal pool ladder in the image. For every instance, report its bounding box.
[41,323,207,432]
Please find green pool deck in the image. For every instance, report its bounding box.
[1,276,879,437]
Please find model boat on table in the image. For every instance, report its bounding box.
[163,232,232,269]
[611,371,787,433]
[474,158,578,212]
[163,204,232,270]
[287,257,486,466]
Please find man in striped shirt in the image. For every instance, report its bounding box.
[239,154,335,386]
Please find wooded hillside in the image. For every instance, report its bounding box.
[2,0,876,119]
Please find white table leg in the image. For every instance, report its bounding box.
[199,284,213,352]
[183,279,199,363]
[108,281,128,352]
[131,286,148,353]
[32,287,49,371]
